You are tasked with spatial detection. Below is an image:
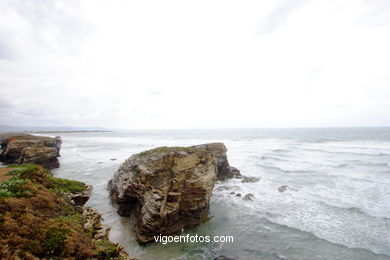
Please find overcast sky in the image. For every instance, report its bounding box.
[0,0,389,129]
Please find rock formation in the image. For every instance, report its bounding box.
[240,176,260,183]
[278,185,297,193]
[65,184,93,206]
[214,255,237,260]
[0,134,62,169]
[108,143,239,243]
[242,193,255,201]
[191,143,241,181]
[278,185,288,193]
[83,207,111,240]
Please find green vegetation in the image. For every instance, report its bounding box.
[95,239,120,259]
[7,163,41,169]
[6,163,44,176]
[0,176,32,200]
[139,146,194,156]
[0,164,130,259]
[48,176,86,193]
[53,212,84,224]
[43,227,71,256]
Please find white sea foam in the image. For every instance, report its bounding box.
[48,128,390,260]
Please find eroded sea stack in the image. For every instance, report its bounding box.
[108,143,240,243]
[0,134,62,169]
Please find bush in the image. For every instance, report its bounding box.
[43,227,70,256]
[95,239,120,259]
[47,176,86,193]
[0,177,32,200]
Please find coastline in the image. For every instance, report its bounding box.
[1,129,390,259]
[0,130,112,134]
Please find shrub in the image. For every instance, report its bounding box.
[0,177,32,200]
[47,176,86,193]
[95,239,120,259]
[43,227,70,256]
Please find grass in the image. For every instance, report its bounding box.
[43,227,71,256]
[4,164,85,194]
[0,164,47,200]
[94,239,120,259]
[139,146,194,156]
[53,213,84,225]
[6,163,44,176]
[0,176,32,200]
[47,176,86,193]
[7,163,41,169]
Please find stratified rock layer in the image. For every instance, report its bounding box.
[0,135,61,169]
[108,143,239,243]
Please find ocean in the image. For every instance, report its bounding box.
[43,128,390,260]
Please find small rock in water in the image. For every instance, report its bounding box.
[241,176,260,183]
[236,193,242,197]
[230,166,241,177]
[97,162,103,164]
[110,158,117,161]
[214,255,237,260]
[215,185,240,191]
[230,192,236,195]
[215,186,229,191]
[278,185,288,192]
[243,193,255,201]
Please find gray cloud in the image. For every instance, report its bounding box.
[0,1,389,129]
[0,97,13,108]
[257,0,309,35]
[306,66,324,80]
[146,89,164,98]
[357,0,390,27]
[0,41,14,60]
[0,0,94,59]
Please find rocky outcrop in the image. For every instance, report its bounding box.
[278,185,288,193]
[108,143,239,243]
[65,184,93,206]
[243,193,255,201]
[0,134,62,169]
[240,176,260,183]
[190,143,241,180]
[214,255,237,260]
[278,185,297,193]
[83,207,111,240]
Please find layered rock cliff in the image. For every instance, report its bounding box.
[0,134,62,169]
[108,143,240,243]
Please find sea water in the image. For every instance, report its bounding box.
[47,128,390,260]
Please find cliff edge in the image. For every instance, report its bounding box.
[0,134,62,169]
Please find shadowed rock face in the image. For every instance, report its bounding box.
[108,143,239,243]
[191,143,241,181]
[0,135,62,169]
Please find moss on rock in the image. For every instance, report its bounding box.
[138,146,194,156]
